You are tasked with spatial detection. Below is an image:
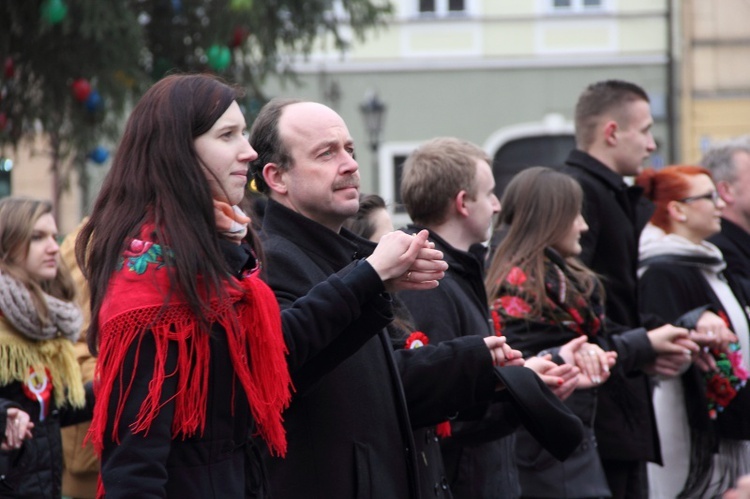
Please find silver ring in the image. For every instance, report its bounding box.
[588,350,596,356]
[406,271,412,281]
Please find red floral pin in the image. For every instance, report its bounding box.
[405,331,429,349]
[404,331,452,437]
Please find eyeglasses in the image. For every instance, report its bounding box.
[677,191,721,205]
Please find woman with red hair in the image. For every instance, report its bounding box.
[637,165,750,497]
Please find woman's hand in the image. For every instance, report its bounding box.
[647,324,698,355]
[559,335,616,386]
[483,336,524,367]
[692,349,718,373]
[724,474,750,499]
[2,408,34,451]
[525,355,579,401]
[694,311,736,353]
[645,325,699,377]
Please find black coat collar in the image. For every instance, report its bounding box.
[261,198,376,267]
[566,149,633,192]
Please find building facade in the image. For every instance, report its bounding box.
[262,0,672,224]
[679,0,750,162]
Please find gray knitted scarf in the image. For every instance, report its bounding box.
[0,269,82,342]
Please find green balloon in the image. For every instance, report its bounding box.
[207,45,231,72]
[41,0,68,24]
[230,0,253,11]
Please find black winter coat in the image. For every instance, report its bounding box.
[639,258,750,441]
[562,150,662,463]
[259,199,499,499]
[0,364,93,498]
[709,218,750,299]
[99,240,271,499]
[398,226,520,499]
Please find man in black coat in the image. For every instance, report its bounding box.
[248,99,567,499]
[561,79,726,499]
[398,137,580,498]
[703,140,750,296]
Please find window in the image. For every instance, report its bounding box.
[491,135,576,197]
[390,154,408,213]
[377,141,422,227]
[549,0,603,13]
[448,0,465,12]
[419,0,435,13]
[418,0,466,16]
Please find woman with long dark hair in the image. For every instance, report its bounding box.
[486,167,693,498]
[77,74,292,497]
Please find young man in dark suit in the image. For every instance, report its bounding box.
[562,80,727,498]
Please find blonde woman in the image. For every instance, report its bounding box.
[0,197,90,497]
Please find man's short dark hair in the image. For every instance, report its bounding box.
[574,80,650,150]
[248,98,301,194]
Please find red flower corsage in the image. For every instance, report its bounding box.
[405,331,429,349]
[404,331,452,437]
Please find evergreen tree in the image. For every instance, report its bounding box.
[0,0,391,213]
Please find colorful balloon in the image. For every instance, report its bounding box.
[230,26,248,48]
[84,90,103,112]
[71,78,92,102]
[230,0,253,11]
[89,146,109,164]
[41,0,68,24]
[207,45,231,72]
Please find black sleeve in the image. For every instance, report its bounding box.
[394,336,497,428]
[501,317,579,360]
[268,256,394,394]
[639,264,710,324]
[604,325,655,374]
[100,332,178,499]
[59,381,95,428]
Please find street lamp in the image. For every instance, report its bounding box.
[359,91,387,192]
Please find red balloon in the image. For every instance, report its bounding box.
[71,78,92,102]
[230,26,248,48]
[3,58,13,79]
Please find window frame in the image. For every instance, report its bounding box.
[546,0,607,15]
[415,0,472,18]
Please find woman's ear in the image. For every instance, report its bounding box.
[263,163,288,195]
[667,200,687,222]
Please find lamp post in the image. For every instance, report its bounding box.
[359,91,386,193]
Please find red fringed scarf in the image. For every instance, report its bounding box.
[88,225,292,460]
